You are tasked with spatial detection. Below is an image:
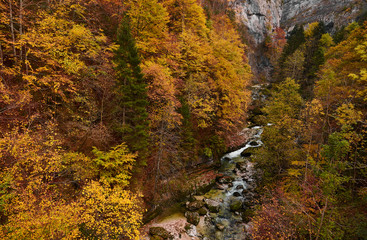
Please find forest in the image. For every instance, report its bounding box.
[0,0,366,239]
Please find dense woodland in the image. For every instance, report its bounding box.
[250,21,367,239]
[0,0,251,238]
[0,0,366,239]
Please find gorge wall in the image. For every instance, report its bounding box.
[229,0,367,80]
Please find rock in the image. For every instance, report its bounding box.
[215,219,230,231]
[185,211,200,226]
[236,162,247,171]
[150,236,164,240]
[236,185,244,190]
[217,176,234,184]
[198,207,207,216]
[205,199,221,213]
[230,199,243,212]
[186,200,204,211]
[233,192,242,197]
[249,141,258,146]
[193,195,204,202]
[184,223,191,231]
[241,151,252,158]
[149,227,172,240]
[215,231,223,239]
[209,213,218,219]
[241,148,252,158]
[215,223,225,231]
[242,189,249,195]
[188,195,196,202]
[215,183,226,190]
[222,157,231,162]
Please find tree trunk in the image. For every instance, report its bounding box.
[19,0,23,63]
[315,197,328,240]
[9,0,17,60]
[0,43,3,66]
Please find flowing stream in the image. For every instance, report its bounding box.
[196,126,263,240]
[145,126,264,240]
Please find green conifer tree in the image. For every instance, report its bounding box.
[114,17,149,166]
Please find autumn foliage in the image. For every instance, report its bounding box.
[250,21,367,239]
[0,0,252,238]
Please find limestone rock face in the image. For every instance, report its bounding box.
[231,0,366,44]
[229,0,367,81]
[281,0,364,33]
[230,0,282,45]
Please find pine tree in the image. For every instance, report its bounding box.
[276,25,305,81]
[114,17,149,166]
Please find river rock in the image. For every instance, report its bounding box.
[186,200,204,211]
[236,185,244,190]
[215,183,227,190]
[233,192,242,197]
[193,195,204,201]
[242,189,249,195]
[217,176,234,184]
[204,199,220,213]
[216,223,225,231]
[215,231,223,239]
[198,207,208,216]
[230,199,243,212]
[236,162,247,171]
[185,211,200,226]
[249,141,259,146]
[149,227,172,240]
[241,151,252,158]
[215,220,230,231]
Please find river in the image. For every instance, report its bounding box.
[144,126,264,240]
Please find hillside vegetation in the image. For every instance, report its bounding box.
[0,0,251,238]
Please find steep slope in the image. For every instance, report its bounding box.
[232,0,366,44]
[281,0,367,33]
[230,0,282,45]
[230,0,367,81]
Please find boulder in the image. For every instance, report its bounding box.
[241,152,252,158]
[185,211,200,226]
[215,183,226,190]
[193,195,204,201]
[198,207,208,216]
[249,141,258,146]
[205,199,221,213]
[233,192,242,197]
[222,157,231,162]
[186,200,204,211]
[236,161,247,171]
[236,185,244,190]
[215,223,225,231]
[149,227,172,240]
[215,219,229,231]
[217,176,234,184]
[230,199,243,212]
[150,236,164,240]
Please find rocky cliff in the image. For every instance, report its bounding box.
[230,0,367,81]
[231,0,367,44]
[281,0,367,34]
